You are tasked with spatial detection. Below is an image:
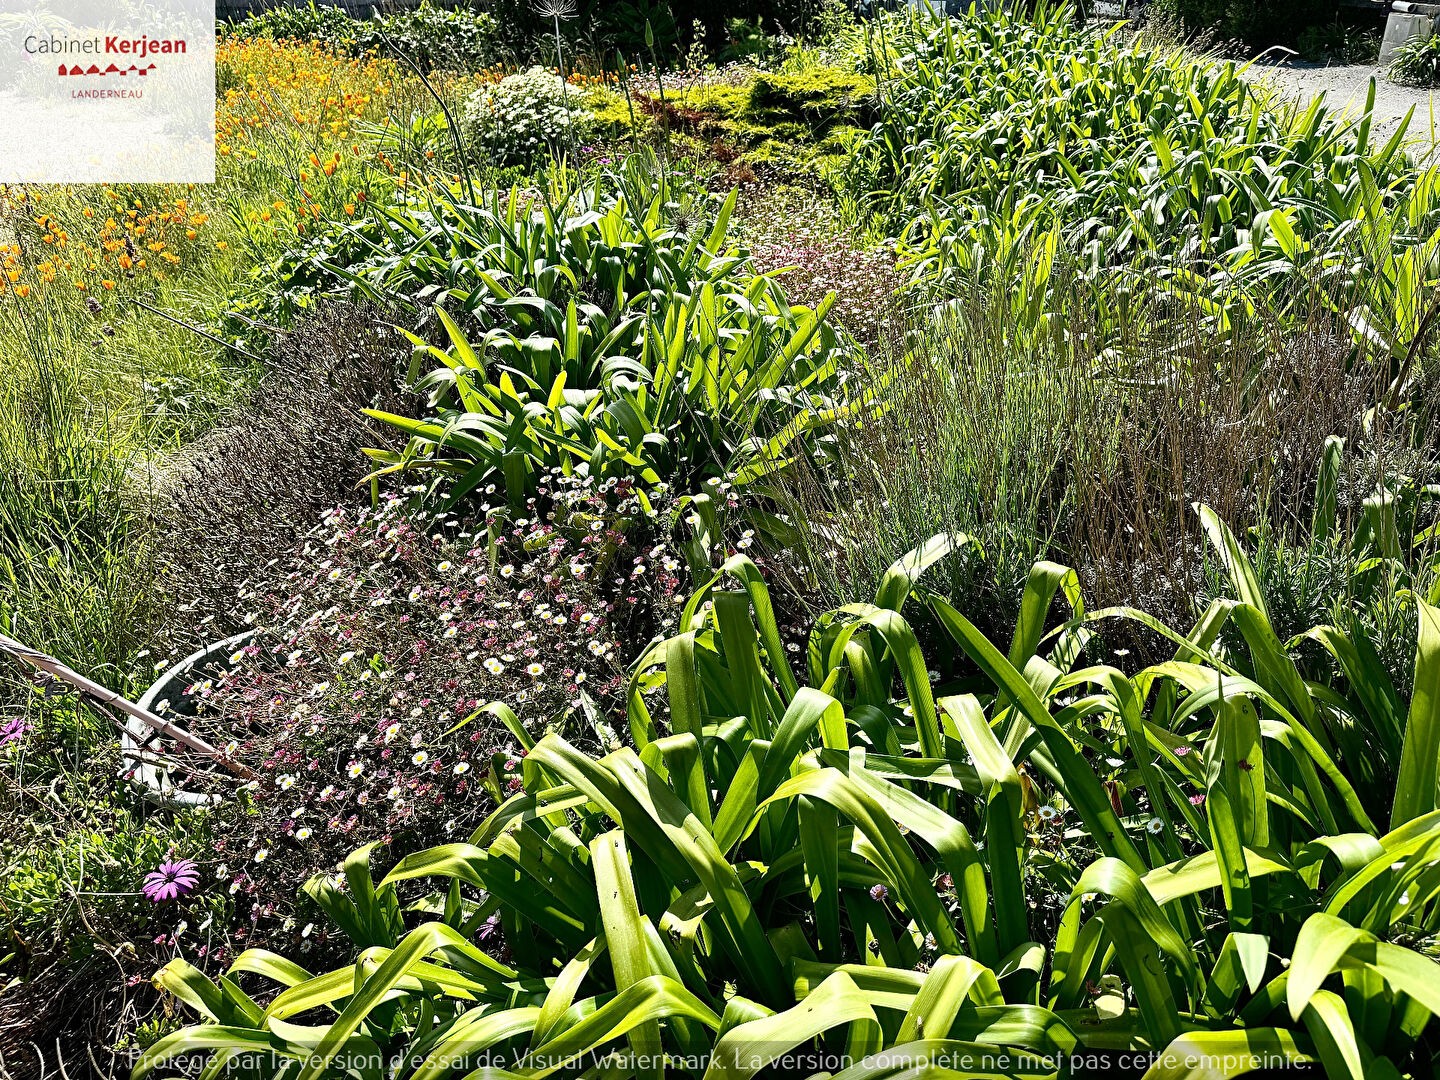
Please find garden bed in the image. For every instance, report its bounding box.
[8,2,1440,1076]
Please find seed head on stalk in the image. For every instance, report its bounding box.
[533,0,578,158]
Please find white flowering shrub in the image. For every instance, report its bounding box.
[462,66,589,164]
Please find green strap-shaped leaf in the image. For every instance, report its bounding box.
[293,921,512,1080]
[381,841,591,946]
[702,972,880,1080]
[942,694,1026,959]
[133,1027,289,1079]
[798,794,842,961]
[828,1039,1059,1080]
[764,767,965,956]
[896,955,1005,1042]
[530,738,789,1007]
[517,975,721,1077]
[872,532,971,614]
[665,632,704,740]
[530,936,607,1047]
[1229,604,1316,735]
[1066,858,1199,995]
[929,596,1147,873]
[152,960,234,1026]
[1391,600,1440,830]
[1195,504,1269,624]
[1142,848,1291,906]
[757,688,848,798]
[1312,435,1343,542]
[835,749,994,967]
[1300,989,1365,1080]
[1287,913,1375,1020]
[1008,560,1084,670]
[1203,932,1270,1016]
[1296,624,1402,763]
[408,1006,542,1080]
[591,830,664,1079]
[1208,690,1269,849]
[1139,1029,1307,1079]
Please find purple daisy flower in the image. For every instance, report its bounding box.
[0,717,30,746]
[142,859,200,903]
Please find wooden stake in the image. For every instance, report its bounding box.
[0,632,254,782]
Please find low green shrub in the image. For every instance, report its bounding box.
[746,67,874,127]
[140,515,1440,1078]
[583,85,649,138]
[673,82,751,121]
[224,1,499,72]
[1150,0,1341,48]
[651,68,872,149]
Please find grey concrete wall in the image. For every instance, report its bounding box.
[1379,10,1440,64]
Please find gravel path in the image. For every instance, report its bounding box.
[1244,61,1440,157]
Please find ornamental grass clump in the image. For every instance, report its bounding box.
[777,268,1403,645]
